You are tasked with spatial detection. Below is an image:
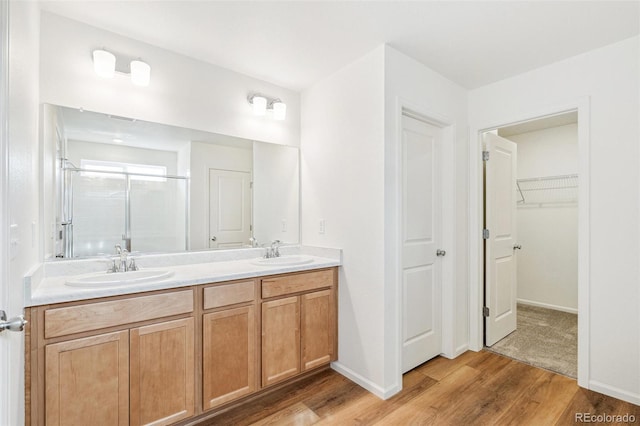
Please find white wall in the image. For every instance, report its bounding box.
[189,141,252,250]
[507,124,578,178]
[508,124,578,312]
[302,44,469,398]
[301,46,387,395]
[469,36,640,404]
[383,46,469,389]
[39,12,300,147]
[253,142,300,246]
[6,1,41,424]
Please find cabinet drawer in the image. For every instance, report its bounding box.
[262,269,334,299]
[203,281,255,310]
[44,290,194,338]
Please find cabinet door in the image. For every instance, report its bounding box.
[262,296,300,387]
[203,306,257,410]
[301,289,336,370]
[45,330,129,426]
[130,318,195,426]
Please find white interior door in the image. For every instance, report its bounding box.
[484,132,518,346]
[0,2,11,422]
[401,114,443,373]
[209,169,251,249]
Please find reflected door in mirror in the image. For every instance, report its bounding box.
[209,169,252,249]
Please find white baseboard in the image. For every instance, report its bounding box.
[517,298,578,314]
[441,344,470,360]
[455,344,470,357]
[588,380,640,406]
[330,362,401,400]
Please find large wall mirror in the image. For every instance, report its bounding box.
[41,104,300,259]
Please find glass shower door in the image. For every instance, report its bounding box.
[70,170,126,257]
[129,176,188,253]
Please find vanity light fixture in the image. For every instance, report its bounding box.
[247,94,287,120]
[251,95,267,116]
[92,49,116,78]
[130,59,151,87]
[92,49,151,86]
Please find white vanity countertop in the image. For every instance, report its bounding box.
[25,246,341,306]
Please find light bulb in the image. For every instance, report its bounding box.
[130,60,151,86]
[92,49,116,78]
[252,96,267,116]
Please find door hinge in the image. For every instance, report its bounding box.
[483,228,490,239]
[482,151,490,162]
[250,181,253,189]
[483,306,490,317]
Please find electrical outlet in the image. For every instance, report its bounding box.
[281,219,287,232]
[319,219,325,234]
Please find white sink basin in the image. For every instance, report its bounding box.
[66,269,174,288]
[251,255,314,267]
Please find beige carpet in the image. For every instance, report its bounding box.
[486,303,577,378]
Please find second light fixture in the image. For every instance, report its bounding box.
[248,94,287,120]
[92,49,151,87]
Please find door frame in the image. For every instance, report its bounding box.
[469,97,591,388]
[0,0,9,423]
[393,97,457,393]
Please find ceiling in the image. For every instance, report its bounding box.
[498,111,578,137]
[39,1,640,91]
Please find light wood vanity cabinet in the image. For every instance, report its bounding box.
[33,289,196,426]
[27,267,337,425]
[130,318,195,426]
[201,280,258,411]
[261,269,337,387]
[262,296,301,386]
[45,330,129,426]
[301,289,335,370]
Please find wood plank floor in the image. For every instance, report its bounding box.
[198,351,639,425]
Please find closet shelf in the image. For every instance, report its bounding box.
[516,173,578,205]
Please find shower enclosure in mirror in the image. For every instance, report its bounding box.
[42,104,300,259]
[62,163,188,257]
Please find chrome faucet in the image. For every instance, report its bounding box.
[114,244,132,272]
[264,240,281,259]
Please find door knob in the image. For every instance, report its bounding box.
[513,245,522,250]
[436,249,446,257]
[211,236,217,241]
[0,310,27,333]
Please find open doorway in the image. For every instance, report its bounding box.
[483,111,578,378]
